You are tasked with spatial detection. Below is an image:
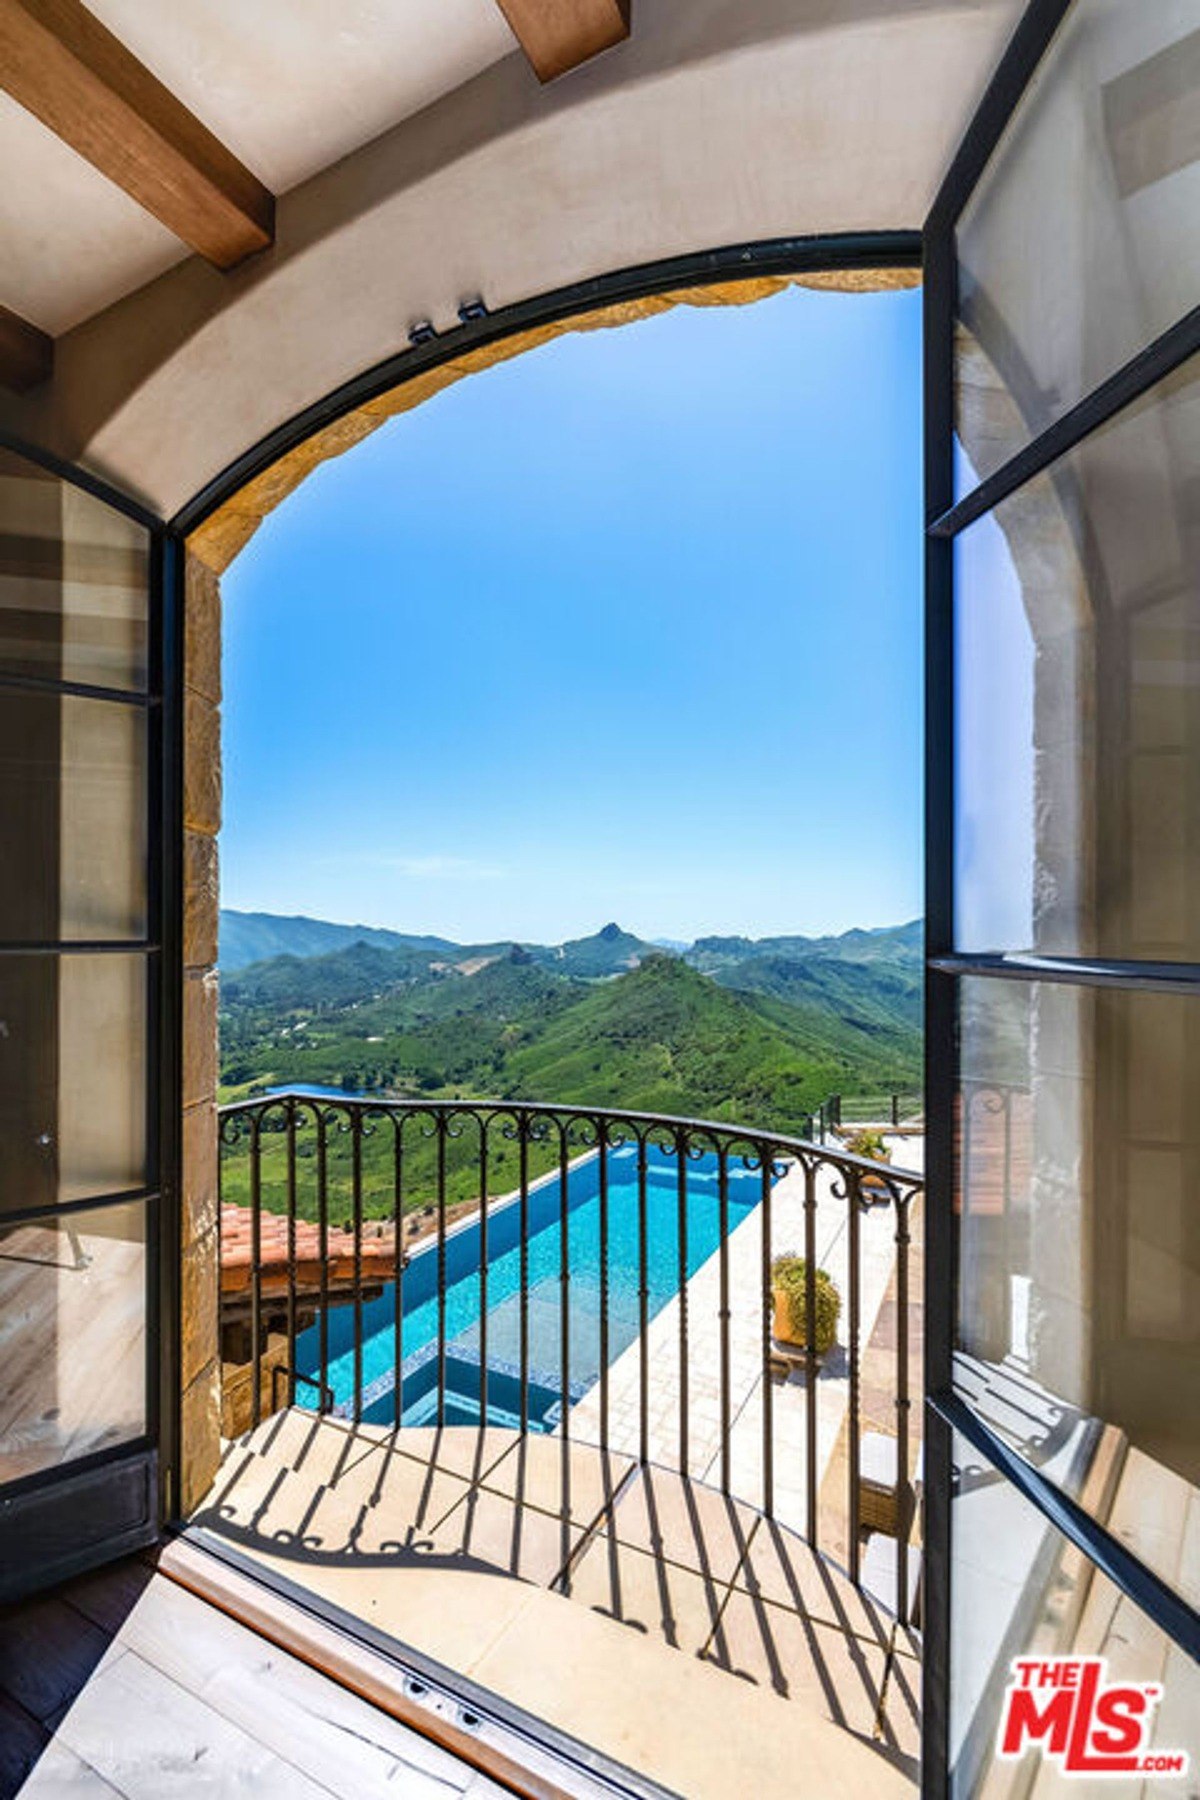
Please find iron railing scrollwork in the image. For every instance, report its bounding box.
[219,1094,924,1622]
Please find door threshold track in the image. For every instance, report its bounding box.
[163,1526,682,1800]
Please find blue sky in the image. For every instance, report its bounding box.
[222,283,923,946]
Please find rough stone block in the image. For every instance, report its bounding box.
[183,829,219,969]
[185,554,222,705]
[183,969,219,1108]
[182,1098,219,1250]
[184,692,221,836]
[180,1357,222,1516]
[181,1225,219,1391]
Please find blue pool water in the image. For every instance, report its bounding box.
[296,1142,768,1430]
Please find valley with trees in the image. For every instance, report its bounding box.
[218,913,923,1218]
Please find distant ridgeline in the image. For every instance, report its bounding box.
[219,911,922,1142]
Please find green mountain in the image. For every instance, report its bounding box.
[717,949,920,1032]
[221,944,920,1132]
[502,955,913,1130]
[686,918,922,977]
[528,921,654,978]
[217,922,923,1220]
[223,939,443,1011]
[220,909,456,972]
[221,908,922,984]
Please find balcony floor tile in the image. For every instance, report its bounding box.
[729,1515,895,1651]
[703,1588,890,1739]
[605,1463,759,1583]
[479,1433,634,1527]
[558,1534,730,1656]
[426,1486,585,1587]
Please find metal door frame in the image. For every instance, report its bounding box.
[921,2,1200,1791]
[0,427,182,1596]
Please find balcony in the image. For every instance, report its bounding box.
[192,1096,925,1798]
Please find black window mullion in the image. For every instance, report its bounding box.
[931,950,1200,994]
[149,524,182,1522]
[923,0,1074,241]
[0,427,161,534]
[930,306,1200,539]
[1,1187,160,1230]
[921,211,958,1800]
[933,1390,1200,1663]
[0,673,154,707]
[0,941,159,955]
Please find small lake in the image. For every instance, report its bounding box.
[265,1083,369,1101]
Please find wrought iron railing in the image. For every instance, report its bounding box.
[218,1094,924,1620]
[820,1090,925,1134]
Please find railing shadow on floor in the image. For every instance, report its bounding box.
[217,1096,925,1628]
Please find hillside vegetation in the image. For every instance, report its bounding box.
[218,913,922,1219]
[221,915,920,1116]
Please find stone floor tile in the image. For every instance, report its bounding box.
[429,1486,583,1587]
[731,1515,895,1651]
[704,1589,890,1745]
[608,1465,760,1582]
[559,1534,730,1657]
[482,1434,633,1528]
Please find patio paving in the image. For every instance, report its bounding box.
[568,1134,924,1538]
[193,1414,920,1799]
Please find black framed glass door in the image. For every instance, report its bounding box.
[0,436,180,1599]
[923,0,1200,1793]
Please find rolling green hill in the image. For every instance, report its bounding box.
[717,949,921,1034]
[221,939,921,1129]
[686,917,922,977]
[220,909,456,972]
[217,916,922,1219]
[527,921,656,978]
[502,955,914,1130]
[222,939,442,1012]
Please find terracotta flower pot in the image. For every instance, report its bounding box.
[773,1285,799,1346]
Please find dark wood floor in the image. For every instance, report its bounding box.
[0,1557,151,1796]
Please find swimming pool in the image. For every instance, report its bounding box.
[296,1141,768,1430]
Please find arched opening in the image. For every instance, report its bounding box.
[177,251,928,1791]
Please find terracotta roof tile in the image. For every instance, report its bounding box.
[220,1203,399,1298]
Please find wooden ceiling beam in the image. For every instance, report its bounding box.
[0,304,53,392]
[494,0,631,83]
[0,0,274,270]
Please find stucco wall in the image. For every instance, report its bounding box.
[0,0,1018,519]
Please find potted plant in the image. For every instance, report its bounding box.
[845,1126,893,1204]
[771,1252,841,1359]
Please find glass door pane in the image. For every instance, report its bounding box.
[0,442,164,1593]
[925,1,1200,1791]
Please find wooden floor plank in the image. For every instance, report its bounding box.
[4,1561,502,1800]
[51,1647,337,1800]
[0,1691,49,1798]
[111,1577,483,1799]
[59,1558,155,1639]
[0,1595,112,1725]
[16,1741,124,1796]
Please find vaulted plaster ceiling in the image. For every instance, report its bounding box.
[0,0,1029,515]
[1,0,521,334]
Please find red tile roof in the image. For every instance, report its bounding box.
[220,1203,398,1298]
